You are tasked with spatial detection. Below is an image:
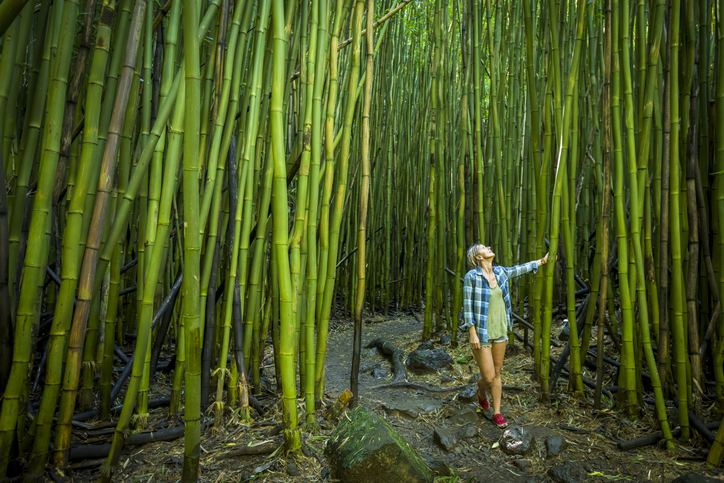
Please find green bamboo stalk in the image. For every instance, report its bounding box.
[181,0,202,473]
[0,0,29,39]
[471,0,485,243]
[423,0,441,342]
[269,0,300,453]
[350,0,373,409]
[315,0,353,400]
[485,0,511,267]
[609,0,638,416]
[452,5,471,345]
[668,0,689,439]
[53,0,148,467]
[24,0,111,469]
[713,0,724,408]
[7,1,55,309]
[0,15,21,191]
[560,88,583,396]
[0,0,79,474]
[215,0,270,424]
[289,0,318,351]
[621,0,671,436]
[540,0,586,401]
[300,0,328,426]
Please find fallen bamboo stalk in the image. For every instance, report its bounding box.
[69,426,185,460]
[511,313,563,347]
[370,381,527,393]
[617,421,720,451]
[215,441,279,460]
[513,330,613,401]
[672,398,716,444]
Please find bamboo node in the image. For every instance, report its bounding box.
[210,401,226,431]
[301,420,321,434]
[132,412,150,433]
[81,360,99,373]
[211,367,231,379]
[100,463,114,479]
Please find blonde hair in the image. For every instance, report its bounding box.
[467,244,484,268]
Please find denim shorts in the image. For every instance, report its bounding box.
[481,335,508,348]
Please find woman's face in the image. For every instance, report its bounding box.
[477,245,495,262]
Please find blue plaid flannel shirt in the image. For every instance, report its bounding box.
[460,261,539,343]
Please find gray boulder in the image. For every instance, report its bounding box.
[449,406,479,426]
[416,341,434,351]
[500,425,536,456]
[371,367,388,379]
[513,459,533,472]
[671,473,722,483]
[406,348,453,374]
[547,462,587,483]
[326,406,433,483]
[459,384,478,402]
[433,427,456,451]
[545,435,568,458]
[420,455,452,477]
[461,425,478,439]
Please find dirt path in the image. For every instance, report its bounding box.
[69,312,724,482]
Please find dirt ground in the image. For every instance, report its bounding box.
[64,310,724,482]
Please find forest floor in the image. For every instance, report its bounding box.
[64,309,724,482]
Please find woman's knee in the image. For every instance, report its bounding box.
[481,371,495,385]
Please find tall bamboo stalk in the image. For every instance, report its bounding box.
[0,0,80,473]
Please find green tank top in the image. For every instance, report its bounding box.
[487,285,507,340]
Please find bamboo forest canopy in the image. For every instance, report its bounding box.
[1,0,724,479]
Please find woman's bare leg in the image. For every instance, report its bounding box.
[471,346,495,400]
[490,341,507,414]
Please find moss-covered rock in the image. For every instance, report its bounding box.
[325,406,433,483]
[405,348,453,374]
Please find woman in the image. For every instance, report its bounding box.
[460,244,548,428]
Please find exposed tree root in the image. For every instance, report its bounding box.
[365,338,407,382]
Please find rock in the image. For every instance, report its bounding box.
[671,473,722,483]
[381,397,443,419]
[500,425,536,456]
[416,341,434,351]
[320,468,330,479]
[433,427,456,451]
[461,426,477,439]
[425,458,452,477]
[449,407,479,426]
[513,459,533,472]
[326,406,433,483]
[558,320,570,341]
[439,374,454,384]
[547,462,587,483]
[459,385,478,402]
[439,336,452,346]
[287,461,301,477]
[371,367,388,379]
[406,349,453,374]
[545,435,568,458]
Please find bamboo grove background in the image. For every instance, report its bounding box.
[2,0,724,479]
